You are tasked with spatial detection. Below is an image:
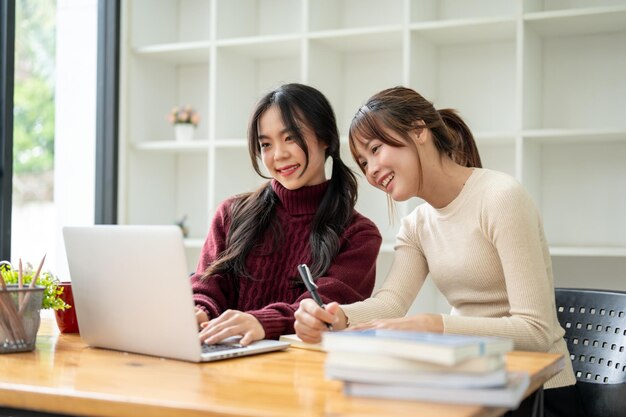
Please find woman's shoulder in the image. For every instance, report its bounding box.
[215,192,255,218]
[475,169,529,201]
[475,168,518,187]
[475,169,539,217]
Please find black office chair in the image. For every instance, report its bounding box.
[554,288,626,417]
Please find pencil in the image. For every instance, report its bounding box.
[0,272,15,344]
[0,298,18,345]
[0,273,26,346]
[0,295,22,345]
[29,254,46,288]
[0,266,6,291]
[0,266,17,345]
[18,259,24,308]
[18,254,46,316]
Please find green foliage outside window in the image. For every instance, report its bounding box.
[13,77,55,173]
[13,0,56,175]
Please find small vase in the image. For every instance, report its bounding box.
[174,123,194,141]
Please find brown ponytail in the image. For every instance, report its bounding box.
[438,108,482,168]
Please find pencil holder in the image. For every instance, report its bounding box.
[0,285,44,353]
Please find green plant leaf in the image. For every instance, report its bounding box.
[0,262,70,310]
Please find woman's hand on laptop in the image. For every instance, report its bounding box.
[194,307,209,327]
[198,309,265,346]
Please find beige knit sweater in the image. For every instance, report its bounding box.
[342,168,575,389]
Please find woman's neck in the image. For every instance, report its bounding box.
[420,158,474,209]
[271,180,330,215]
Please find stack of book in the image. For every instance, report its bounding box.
[322,330,530,408]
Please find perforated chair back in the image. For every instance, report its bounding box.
[555,288,626,417]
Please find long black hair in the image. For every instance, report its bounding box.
[204,83,358,280]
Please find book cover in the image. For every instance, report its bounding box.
[279,334,324,351]
[343,371,530,408]
[325,351,505,374]
[322,330,513,366]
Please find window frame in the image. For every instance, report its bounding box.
[95,0,120,225]
[0,0,15,260]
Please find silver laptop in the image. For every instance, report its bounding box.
[63,225,289,362]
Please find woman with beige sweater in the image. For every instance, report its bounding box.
[294,87,583,417]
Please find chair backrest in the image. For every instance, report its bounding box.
[555,288,626,417]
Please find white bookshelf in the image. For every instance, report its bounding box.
[120,0,626,313]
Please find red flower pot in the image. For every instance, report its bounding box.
[54,281,80,334]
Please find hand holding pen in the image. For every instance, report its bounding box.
[297,264,333,331]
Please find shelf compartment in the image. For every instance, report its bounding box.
[550,246,626,257]
[474,131,517,145]
[128,60,209,144]
[409,17,516,44]
[308,0,404,32]
[308,26,404,50]
[410,0,518,23]
[523,0,626,14]
[521,21,626,130]
[134,140,210,152]
[215,35,301,57]
[477,142,517,178]
[408,31,517,133]
[126,152,208,241]
[524,141,626,249]
[129,0,211,47]
[307,33,403,135]
[216,0,302,40]
[211,148,267,209]
[214,139,248,148]
[523,128,626,144]
[133,41,211,65]
[524,6,626,37]
[214,40,301,140]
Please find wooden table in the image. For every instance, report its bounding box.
[0,313,564,417]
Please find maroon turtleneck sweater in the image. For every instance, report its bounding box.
[191,179,381,339]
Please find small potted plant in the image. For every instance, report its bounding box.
[0,258,71,353]
[168,105,200,141]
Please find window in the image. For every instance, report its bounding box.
[0,0,118,280]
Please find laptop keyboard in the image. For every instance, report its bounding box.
[201,343,246,353]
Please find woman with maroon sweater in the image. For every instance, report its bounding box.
[191,83,382,346]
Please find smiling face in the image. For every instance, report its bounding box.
[352,127,422,202]
[258,105,328,190]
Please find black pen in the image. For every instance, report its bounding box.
[297,264,333,331]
